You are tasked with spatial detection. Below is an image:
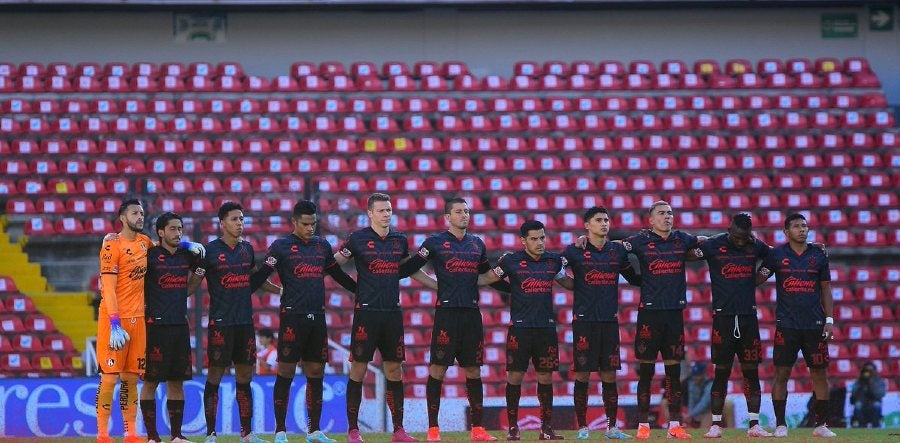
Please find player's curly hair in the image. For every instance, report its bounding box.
[217,201,243,221]
[732,213,752,230]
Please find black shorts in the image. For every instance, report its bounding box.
[506,327,559,373]
[634,309,685,361]
[144,324,192,382]
[711,314,762,365]
[773,327,830,369]
[207,324,256,368]
[430,308,484,368]
[350,310,405,363]
[572,320,621,372]
[279,313,328,364]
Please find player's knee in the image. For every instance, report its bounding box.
[535,371,553,384]
[302,362,325,378]
[234,364,253,382]
[599,371,616,383]
[430,364,449,380]
[383,362,402,380]
[462,366,480,379]
[166,381,184,396]
[278,364,297,378]
[507,371,525,385]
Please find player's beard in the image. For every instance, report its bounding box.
[125,219,143,234]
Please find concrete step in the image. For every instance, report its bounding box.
[28,292,95,352]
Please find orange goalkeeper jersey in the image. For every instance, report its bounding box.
[98,233,152,318]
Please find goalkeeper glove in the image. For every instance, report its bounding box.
[108,314,130,350]
[178,241,206,259]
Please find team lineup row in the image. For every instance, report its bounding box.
[93,193,838,442]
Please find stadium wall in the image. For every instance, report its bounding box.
[0,5,898,101]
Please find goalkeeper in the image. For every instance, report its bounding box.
[96,199,204,443]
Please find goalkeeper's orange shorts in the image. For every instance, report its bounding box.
[96,316,146,374]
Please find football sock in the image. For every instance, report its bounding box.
[140,399,158,440]
[664,363,684,423]
[636,363,654,423]
[274,374,292,433]
[466,377,484,427]
[203,382,219,436]
[307,377,324,433]
[236,382,253,437]
[95,377,115,437]
[168,399,185,439]
[574,380,589,428]
[347,379,363,431]
[602,381,619,429]
[505,383,521,429]
[426,376,443,428]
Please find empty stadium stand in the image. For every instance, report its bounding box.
[0,58,896,397]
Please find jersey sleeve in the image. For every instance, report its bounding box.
[818,253,831,282]
[684,232,700,249]
[99,237,120,275]
[193,242,212,276]
[617,244,635,272]
[476,238,490,273]
[263,240,280,269]
[338,233,355,258]
[400,233,409,256]
[493,254,511,278]
[323,240,339,269]
[415,236,434,261]
[757,252,776,280]
[755,238,771,260]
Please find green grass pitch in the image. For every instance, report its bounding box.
[9,428,898,442]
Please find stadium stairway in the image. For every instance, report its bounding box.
[0,220,93,352]
[0,219,48,293]
[27,292,94,352]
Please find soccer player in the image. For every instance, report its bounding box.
[140,212,204,443]
[334,193,435,443]
[757,213,836,438]
[397,197,507,442]
[624,201,698,440]
[478,220,567,441]
[559,207,639,440]
[189,202,277,443]
[96,199,153,443]
[690,213,772,438]
[252,200,358,443]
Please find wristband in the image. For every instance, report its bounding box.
[109,313,121,325]
[825,316,834,325]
